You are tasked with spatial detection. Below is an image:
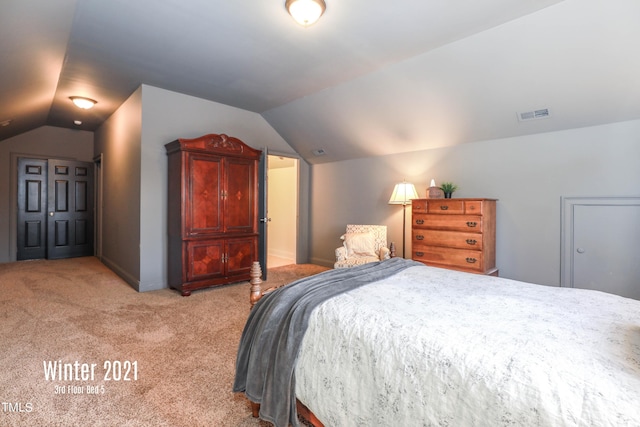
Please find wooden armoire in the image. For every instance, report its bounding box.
[165,134,261,296]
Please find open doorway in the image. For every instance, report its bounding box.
[267,155,298,269]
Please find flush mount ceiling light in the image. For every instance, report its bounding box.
[286,0,326,27]
[69,96,97,109]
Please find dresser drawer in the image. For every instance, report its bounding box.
[413,214,483,232]
[412,199,427,212]
[412,229,483,250]
[427,200,464,214]
[465,200,484,214]
[412,246,484,272]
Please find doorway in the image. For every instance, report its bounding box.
[16,157,94,260]
[267,155,298,269]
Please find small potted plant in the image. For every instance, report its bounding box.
[439,182,458,198]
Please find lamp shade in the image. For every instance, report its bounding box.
[286,0,326,27]
[388,181,420,205]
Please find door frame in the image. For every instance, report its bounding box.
[10,153,93,262]
[261,151,301,269]
[94,154,103,261]
[9,153,75,262]
[560,196,640,288]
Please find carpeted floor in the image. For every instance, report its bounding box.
[0,257,328,426]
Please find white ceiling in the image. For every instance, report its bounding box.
[1,0,639,164]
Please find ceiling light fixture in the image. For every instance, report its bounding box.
[286,0,326,27]
[69,96,97,109]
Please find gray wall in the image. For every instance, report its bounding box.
[0,126,94,263]
[94,87,143,285]
[95,84,304,291]
[310,119,640,286]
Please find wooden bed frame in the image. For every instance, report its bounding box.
[250,401,324,427]
[247,262,325,426]
[245,249,398,426]
[249,242,397,307]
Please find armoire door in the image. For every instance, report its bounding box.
[186,153,223,236]
[225,157,257,234]
[17,157,94,260]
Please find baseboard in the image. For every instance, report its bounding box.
[309,256,334,268]
[99,256,141,291]
[268,248,295,260]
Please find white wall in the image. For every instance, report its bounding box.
[267,163,297,261]
[310,119,640,286]
[0,126,93,263]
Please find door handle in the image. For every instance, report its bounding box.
[576,247,585,254]
[49,212,54,217]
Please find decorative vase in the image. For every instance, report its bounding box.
[444,192,452,198]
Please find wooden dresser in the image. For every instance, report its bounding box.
[165,134,261,296]
[411,198,498,276]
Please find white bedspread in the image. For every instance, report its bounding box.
[295,265,640,426]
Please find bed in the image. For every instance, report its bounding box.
[233,258,640,427]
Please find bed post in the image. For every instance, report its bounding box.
[250,402,260,418]
[250,261,263,308]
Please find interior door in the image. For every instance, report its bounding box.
[47,159,95,259]
[17,158,48,260]
[258,147,269,280]
[18,158,94,260]
[562,197,640,300]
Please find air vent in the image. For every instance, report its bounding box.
[311,148,327,156]
[517,108,551,122]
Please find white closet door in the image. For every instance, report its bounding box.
[562,198,640,300]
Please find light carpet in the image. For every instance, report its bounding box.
[0,257,328,426]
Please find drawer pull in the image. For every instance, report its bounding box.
[466,221,477,228]
[466,239,477,245]
[465,257,477,264]
[440,205,449,211]
[416,235,424,240]
[416,219,424,225]
[415,252,424,257]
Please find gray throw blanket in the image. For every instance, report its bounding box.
[233,258,421,427]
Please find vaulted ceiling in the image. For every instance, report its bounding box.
[1,0,639,164]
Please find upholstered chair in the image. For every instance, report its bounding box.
[334,225,391,268]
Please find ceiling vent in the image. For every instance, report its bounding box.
[517,108,551,122]
[311,148,327,156]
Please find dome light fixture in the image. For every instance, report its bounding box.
[285,0,326,27]
[69,96,97,109]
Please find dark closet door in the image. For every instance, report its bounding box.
[17,158,94,260]
[258,148,268,280]
[17,158,47,260]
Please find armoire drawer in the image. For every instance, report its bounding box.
[412,229,483,250]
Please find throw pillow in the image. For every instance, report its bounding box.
[341,232,377,258]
